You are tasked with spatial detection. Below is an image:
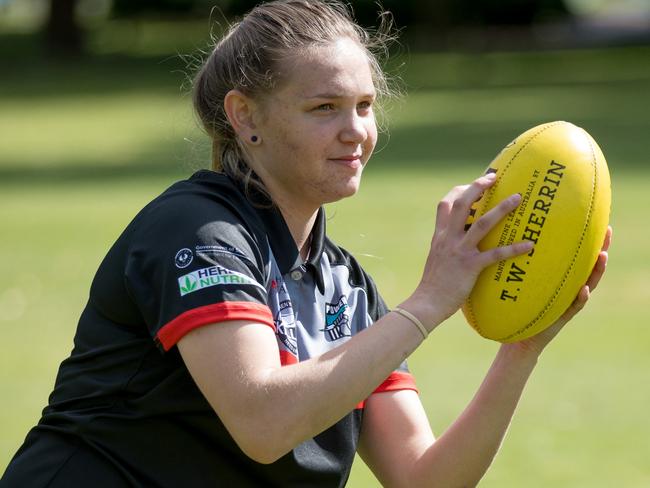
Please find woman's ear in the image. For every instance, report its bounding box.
[223,89,260,144]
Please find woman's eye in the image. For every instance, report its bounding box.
[315,103,334,111]
[357,100,373,112]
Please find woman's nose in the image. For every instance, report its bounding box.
[339,111,368,144]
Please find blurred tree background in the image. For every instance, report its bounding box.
[13,0,612,55]
[1,1,649,487]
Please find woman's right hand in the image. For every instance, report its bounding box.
[400,173,534,331]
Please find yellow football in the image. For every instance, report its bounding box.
[462,121,611,342]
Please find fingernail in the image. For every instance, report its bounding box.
[485,172,497,180]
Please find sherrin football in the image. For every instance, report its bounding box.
[462,121,611,342]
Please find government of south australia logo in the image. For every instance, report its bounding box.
[322,296,351,341]
[175,248,193,268]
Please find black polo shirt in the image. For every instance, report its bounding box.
[2,170,416,488]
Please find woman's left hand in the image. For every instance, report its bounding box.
[505,225,613,357]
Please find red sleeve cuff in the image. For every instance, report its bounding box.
[355,371,418,409]
[155,301,275,352]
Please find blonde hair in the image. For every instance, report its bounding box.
[192,0,397,199]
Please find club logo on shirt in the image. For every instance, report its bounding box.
[174,248,194,268]
[178,265,265,296]
[268,275,298,360]
[275,299,298,356]
[322,295,351,342]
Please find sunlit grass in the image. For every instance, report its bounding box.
[332,170,650,487]
[0,94,199,167]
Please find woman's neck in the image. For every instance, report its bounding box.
[251,169,319,260]
[277,200,318,261]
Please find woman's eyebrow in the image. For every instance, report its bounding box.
[305,91,376,99]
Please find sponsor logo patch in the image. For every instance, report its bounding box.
[195,244,249,261]
[178,265,264,296]
[174,248,193,268]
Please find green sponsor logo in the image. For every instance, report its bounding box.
[180,275,198,295]
[178,266,264,296]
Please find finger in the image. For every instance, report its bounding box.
[559,285,590,324]
[570,284,590,315]
[447,173,497,234]
[602,226,613,252]
[463,193,522,248]
[435,184,470,232]
[476,240,534,268]
[583,225,612,293]
[585,251,608,292]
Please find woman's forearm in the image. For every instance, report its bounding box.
[409,345,539,487]
[179,307,437,464]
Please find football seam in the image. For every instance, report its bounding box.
[466,121,598,341]
[466,121,561,337]
[498,130,598,341]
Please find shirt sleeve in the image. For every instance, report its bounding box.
[361,271,418,407]
[124,195,274,352]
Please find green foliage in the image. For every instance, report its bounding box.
[451,0,569,25]
[107,0,569,27]
[1,26,649,486]
[111,0,221,18]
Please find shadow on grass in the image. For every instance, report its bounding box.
[0,161,196,186]
[0,136,207,186]
[397,45,650,92]
[372,119,650,172]
[1,33,193,99]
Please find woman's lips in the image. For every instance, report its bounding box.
[330,155,363,169]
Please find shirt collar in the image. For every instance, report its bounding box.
[227,172,326,294]
[255,203,326,294]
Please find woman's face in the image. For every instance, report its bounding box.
[250,38,378,210]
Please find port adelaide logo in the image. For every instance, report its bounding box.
[322,296,351,342]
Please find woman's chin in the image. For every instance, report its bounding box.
[325,180,361,204]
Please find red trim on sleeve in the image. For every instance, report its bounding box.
[373,371,418,394]
[279,350,298,366]
[156,302,275,352]
[355,371,418,410]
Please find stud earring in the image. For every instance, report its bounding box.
[251,135,259,143]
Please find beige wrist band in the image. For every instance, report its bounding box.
[393,307,428,339]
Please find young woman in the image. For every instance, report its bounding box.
[1,1,610,487]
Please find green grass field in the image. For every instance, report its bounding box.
[1,26,649,486]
